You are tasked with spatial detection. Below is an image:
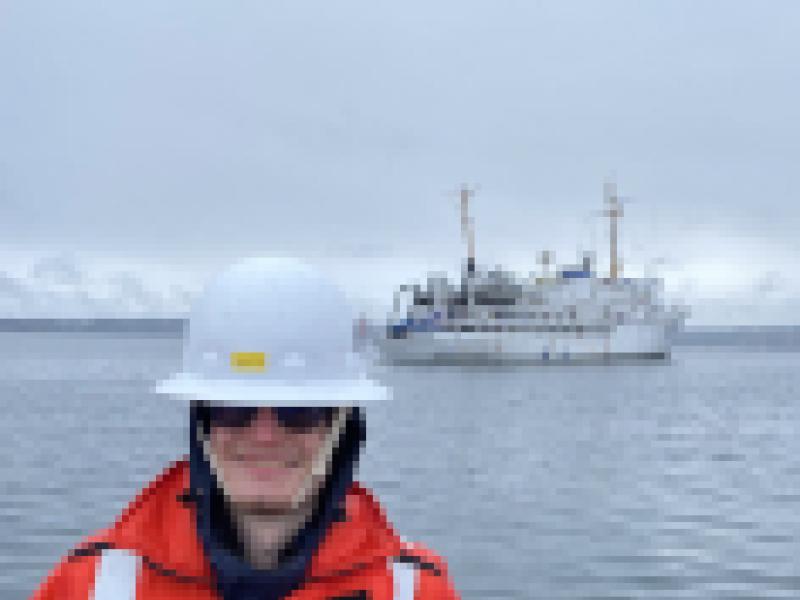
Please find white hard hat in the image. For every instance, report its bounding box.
[155,256,389,406]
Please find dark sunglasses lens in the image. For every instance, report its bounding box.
[207,406,259,428]
[207,407,335,430]
[273,407,335,430]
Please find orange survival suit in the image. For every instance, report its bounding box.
[31,460,459,600]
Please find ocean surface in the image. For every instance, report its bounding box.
[3,325,800,599]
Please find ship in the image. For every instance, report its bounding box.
[373,182,687,365]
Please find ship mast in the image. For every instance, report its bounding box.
[603,180,623,281]
[460,185,476,275]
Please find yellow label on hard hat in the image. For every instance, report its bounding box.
[230,352,268,373]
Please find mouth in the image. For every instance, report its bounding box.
[233,452,302,470]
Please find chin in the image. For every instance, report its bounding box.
[226,477,308,510]
[235,493,299,514]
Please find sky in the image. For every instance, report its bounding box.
[1,1,798,324]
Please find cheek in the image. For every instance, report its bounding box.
[208,430,234,461]
[299,431,329,463]
[208,429,326,471]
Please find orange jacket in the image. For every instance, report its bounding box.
[31,460,459,600]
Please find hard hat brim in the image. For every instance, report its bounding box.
[154,373,390,406]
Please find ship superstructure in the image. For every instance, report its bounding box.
[376,182,686,365]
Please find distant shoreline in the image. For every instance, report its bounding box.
[0,319,797,349]
[672,325,800,349]
[0,318,185,334]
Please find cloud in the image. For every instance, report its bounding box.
[752,270,786,296]
[29,253,85,287]
[0,255,195,318]
[664,265,800,326]
[0,249,796,324]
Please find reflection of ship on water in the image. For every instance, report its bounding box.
[368,182,687,365]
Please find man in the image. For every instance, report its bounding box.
[32,257,459,600]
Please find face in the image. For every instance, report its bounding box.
[205,407,340,513]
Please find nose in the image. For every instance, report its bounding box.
[246,408,288,443]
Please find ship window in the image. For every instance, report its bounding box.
[413,294,433,306]
[474,291,516,305]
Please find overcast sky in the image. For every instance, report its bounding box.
[1,1,798,323]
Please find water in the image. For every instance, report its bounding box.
[3,330,800,599]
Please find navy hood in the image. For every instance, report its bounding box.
[187,405,366,600]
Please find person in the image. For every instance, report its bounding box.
[32,257,460,600]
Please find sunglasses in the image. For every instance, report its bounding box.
[206,406,336,431]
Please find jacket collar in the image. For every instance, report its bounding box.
[101,460,402,583]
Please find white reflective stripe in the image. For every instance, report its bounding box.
[392,559,417,600]
[92,548,140,600]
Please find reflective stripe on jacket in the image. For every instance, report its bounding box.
[89,548,418,600]
[30,460,459,600]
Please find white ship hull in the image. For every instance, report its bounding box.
[377,322,671,365]
[373,180,690,366]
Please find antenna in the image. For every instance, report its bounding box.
[460,184,477,274]
[603,178,624,281]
